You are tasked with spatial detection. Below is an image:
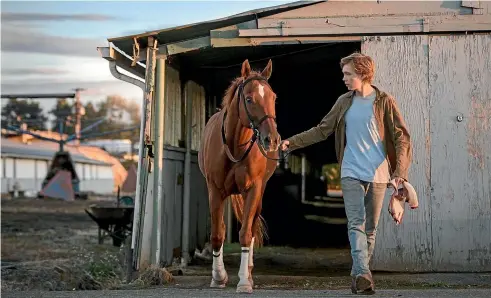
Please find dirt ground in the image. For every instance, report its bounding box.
[2,197,490,292]
[1,198,127,291]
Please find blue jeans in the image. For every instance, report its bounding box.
[341,177,387,277]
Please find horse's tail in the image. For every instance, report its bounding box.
[229,194,268,248]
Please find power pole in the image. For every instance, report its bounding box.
[73,88,85,146]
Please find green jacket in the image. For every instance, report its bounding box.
[286,85,412,181]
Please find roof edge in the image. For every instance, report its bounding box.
[107,1,323,43]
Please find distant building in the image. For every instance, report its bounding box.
[1,137,127,196]
[82,139,134,154]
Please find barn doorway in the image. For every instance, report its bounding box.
[179,41,361,249]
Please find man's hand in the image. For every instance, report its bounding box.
[389,176,406,225]
[280,140,290,151]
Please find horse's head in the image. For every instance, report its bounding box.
[237,59,280,152]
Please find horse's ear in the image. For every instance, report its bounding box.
[241,59,251,78]
[261,59,273,80]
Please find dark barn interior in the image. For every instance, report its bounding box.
[175,41,361,248]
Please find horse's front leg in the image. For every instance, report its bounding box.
[248,201,263,289]
[208,186,228,288]
[237,181,263,294]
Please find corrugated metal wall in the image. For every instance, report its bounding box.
[363,33,491,272]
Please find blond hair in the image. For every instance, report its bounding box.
[340,52,375,84]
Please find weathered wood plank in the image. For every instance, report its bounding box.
[210,21,255,47]
[362,35,433,272]
[163,65,182,148]
[258,16,425,29]
[211,35,360,47]
[258,15,491,30]
[241,15,491,37]
[239,26,424,37]
[265,1,473,18]
[429,34,491,271]
[184,81,206,151]
[166,36,210,55]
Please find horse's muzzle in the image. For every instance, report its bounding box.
[261,134,281,152]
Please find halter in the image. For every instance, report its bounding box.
[221,76,287,163]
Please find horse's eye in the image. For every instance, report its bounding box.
[246,97,253,103]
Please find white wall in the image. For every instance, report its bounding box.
[1,157,115,195]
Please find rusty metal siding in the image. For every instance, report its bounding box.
[363,33,491,271]
[184,80,206,151]
[428,34,491,271]
[363,35,433,271]
[164,65,182,147]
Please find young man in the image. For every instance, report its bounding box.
[280,52,412,294]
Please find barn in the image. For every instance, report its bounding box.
[98,0,491,272]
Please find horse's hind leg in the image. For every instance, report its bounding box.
[209,186,228,288]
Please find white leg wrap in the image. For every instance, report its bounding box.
[210,243,227,288]
[236,246,253,293]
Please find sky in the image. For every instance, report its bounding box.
[1,0,292,128]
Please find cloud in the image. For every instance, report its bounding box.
[1,24,106,58]
[1,12,116,22]
[2,68,69,76]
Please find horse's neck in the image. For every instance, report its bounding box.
[225,96,253,154]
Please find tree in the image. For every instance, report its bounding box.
[77,95,141,153]
[1,98,48,131]
[50,98,74,134]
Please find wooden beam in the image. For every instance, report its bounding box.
[242,15,491,37]
[258,16,428,29]
[250,36,361,45]
[239,25,424,37]
[461,0,483,14]
[210,20,256,48]
[211,35,360,47]
[98,46,146,78]
[165,36,211,55]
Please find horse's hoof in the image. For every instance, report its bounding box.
[236,284,253,293]
[210,276,228,288]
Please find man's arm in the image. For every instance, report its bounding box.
[286,97,343,151]
[386,97,412,181]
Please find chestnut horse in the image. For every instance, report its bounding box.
[198,59,280,293]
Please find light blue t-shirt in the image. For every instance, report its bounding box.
[341,91,390,183]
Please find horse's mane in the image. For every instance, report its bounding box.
[221,71,262,110]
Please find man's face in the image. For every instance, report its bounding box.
[342,62,363,91]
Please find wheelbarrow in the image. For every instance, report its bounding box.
[85,204,134,247]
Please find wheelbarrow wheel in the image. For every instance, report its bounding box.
[98,228,104,245]
[112,225,126,247]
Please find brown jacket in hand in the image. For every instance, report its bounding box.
[286,85,412,181]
